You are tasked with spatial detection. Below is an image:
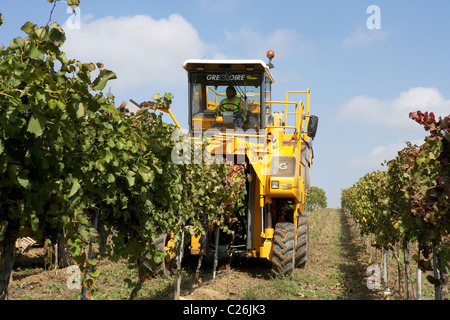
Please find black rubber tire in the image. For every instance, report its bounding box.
[142,233,173,276]
[295,216,309,268]
[272,222,296,275]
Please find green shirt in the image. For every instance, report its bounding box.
[218,96,246,120]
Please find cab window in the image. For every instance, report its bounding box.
[190,72,263,131]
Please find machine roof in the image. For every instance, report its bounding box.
[183,59,275,84]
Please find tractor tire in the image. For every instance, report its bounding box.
[295,216,309,268]
[272,222,296,275]
[142,233,174,277]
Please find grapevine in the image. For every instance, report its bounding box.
[0,5,247,300]
[341,111,449,299]
[305,186,327,212]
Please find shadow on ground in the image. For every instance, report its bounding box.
[337,210,381,299]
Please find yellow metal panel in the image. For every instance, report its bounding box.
[259,240,273,260]
[251,175,263,251]
[189,234,201,255]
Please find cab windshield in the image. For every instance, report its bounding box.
[190,71,266,131]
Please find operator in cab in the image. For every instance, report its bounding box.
[216,86,246,128]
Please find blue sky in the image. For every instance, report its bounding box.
[1,0,450,207]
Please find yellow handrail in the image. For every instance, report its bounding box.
[285,89,310,136]
[266,100,299,134]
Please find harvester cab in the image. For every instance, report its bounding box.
[183,55,275,132]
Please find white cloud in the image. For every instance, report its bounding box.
[339,87,450,131]
[343,27,390,47]
[62,14,213,96]
[347,139,424,171]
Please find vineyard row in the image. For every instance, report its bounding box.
[341,111,449,300]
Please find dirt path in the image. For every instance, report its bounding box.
[181,208,381,300]
[8,208,412,300]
